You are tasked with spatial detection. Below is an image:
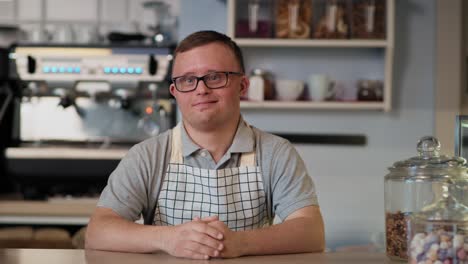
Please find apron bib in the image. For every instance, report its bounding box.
[153,123,269,231]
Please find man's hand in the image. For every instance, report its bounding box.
[196,216,244,258]
[161,216,225,260]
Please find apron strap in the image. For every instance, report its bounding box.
[239,151,255,166]
[239,120,256,166]
[170,122,256,166]
[170,123,183,163]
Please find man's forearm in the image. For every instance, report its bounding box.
[85,208,168,253]
[237,216,325,256]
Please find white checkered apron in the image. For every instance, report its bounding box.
[153,123,269,230]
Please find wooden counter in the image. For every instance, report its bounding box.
[0,249,398,264]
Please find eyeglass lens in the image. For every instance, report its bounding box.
[176,72,228,92]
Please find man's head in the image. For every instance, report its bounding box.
[169,31,249,132]
[173,30,245,74]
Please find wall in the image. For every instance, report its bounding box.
[179,0,436,250]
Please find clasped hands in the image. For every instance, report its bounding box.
[162,215,243,260]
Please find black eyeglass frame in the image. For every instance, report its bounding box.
[171,71,244,93]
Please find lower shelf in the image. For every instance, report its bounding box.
[0,200,97,225]
[240,101,386,110]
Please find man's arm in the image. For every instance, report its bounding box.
[85,207,225,260]
[206,205,325,258]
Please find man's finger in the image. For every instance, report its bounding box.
[199,215,219,222]
[182,249,210,260]
[192,222,224,240]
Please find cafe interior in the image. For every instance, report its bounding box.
[0,0,467,263]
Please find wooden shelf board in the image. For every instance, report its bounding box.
[240,101,386,110]
[234,38,388,48]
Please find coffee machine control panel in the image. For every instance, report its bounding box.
[11,46,172,82]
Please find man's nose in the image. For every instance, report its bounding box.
[196,79,211,94]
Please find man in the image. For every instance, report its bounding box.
[85,30,325,259]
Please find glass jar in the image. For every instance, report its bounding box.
[275,0,312,39]
[235,0,273,38]
[351,0,386,39]
[357,79,383,101]
[384,136,468,261]
[408,184,468,263]
[313,0,350,39]
[246,68,275,101]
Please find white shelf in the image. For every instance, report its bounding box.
[240,101,385,110]
[6,147,129,160]
[0,216,90,225]
[234,38,388,48]
[0,200,97,225]
[227,0,395,112]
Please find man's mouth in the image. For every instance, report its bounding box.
[193,100,217,107]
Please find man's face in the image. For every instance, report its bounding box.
[170,42,248,131]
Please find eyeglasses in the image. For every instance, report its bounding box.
[172,71,243,93]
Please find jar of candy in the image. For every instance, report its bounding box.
[384,136,468,261]
[408,184,468,263]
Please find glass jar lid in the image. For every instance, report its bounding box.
[386,136,468,180]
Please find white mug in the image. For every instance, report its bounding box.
[308,74,335,101]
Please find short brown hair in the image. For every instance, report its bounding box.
[173,30,245,73]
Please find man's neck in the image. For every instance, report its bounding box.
[183,117,241,163]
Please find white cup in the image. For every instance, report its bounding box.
[308,74,335,101]
[275,80,304,101]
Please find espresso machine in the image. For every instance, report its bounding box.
[4,44,176,199]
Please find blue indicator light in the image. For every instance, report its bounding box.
[43,66,50,73]
[67,67,74,73]
[74,67,81,73]
[51,67,58,73]
[135,67,143,74]
[111,67,119,74]
[127,67,134,74]
[59,67,65,73]
[119,67,126,74]
[104,67,111,74]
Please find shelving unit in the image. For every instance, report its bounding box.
[227,0,395,111]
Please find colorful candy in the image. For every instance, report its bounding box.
[410,231,467,264]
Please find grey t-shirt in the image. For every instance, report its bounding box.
[98,119,319,225]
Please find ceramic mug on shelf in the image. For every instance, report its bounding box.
[308,74,336,101]
[275,79,304,101]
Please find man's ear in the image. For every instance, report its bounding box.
[169,83,177,98]
[240,75,249,97]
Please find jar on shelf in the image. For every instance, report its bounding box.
[357,79,383,101]
[351,0,386,39]
[275,0,312,39]
[246,68,275,101]
[408,184,468,264]
[235,0,273,38]
[384,136,468,261]
[313,0,350,39]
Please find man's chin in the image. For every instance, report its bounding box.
[189,116,223,131]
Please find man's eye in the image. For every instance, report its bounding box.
[181,77,196,84]
[207,74,221,81]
